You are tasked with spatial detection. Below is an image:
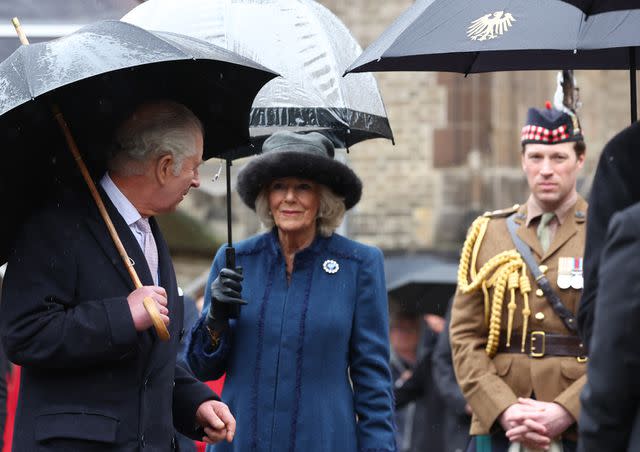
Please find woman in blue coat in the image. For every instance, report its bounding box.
[186,131,397,452]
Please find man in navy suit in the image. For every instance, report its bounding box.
[0,100,235,451]
[579,200,640,451]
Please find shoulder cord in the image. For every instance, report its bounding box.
[457,216,533,357]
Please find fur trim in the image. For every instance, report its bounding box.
[236,150,362,210]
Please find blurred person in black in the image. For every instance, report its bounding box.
[579,199,640,451]
[432,301,472,452]
[577,122,640,346]
[389,310,422,452]
[394,313,447,452]
[0,270,9,450]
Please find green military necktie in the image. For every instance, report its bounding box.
[536,212,555,253]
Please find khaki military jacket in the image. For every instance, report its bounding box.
[450,196,588,436]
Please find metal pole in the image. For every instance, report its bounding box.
[630,47,637,123]
[226,159,233,247]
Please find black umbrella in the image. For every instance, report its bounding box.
[559,0,640,15]
[346,0,640,122]
[385,253,458,316]
[0,19,277,339]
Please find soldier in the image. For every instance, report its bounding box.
[450,103,588,452]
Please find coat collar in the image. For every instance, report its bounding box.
[266,227,330,264]
[513,195,587,260]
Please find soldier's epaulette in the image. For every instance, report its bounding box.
[482,204,520,219]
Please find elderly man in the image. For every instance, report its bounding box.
[451,103,588,452]
[0,100,235,451]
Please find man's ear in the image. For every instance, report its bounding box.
[156,153,174,185]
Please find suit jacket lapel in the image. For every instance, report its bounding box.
[146,218,174,353]
[150,217,173,292]
[84,186,153,289]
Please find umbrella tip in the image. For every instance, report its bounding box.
[545,100,552,110]
[11,16,29,45]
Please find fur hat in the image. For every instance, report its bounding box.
[236,131,362,210]
[521,102,584,145]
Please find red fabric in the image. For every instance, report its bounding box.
[3,366,20,452]
[521,123,570,143]
[195,375,226,452]
[2,368,225,452]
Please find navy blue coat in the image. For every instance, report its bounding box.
[186,230,397,452]
[579,201,640,452]
[0,189,215,451]
[577,122,640,346]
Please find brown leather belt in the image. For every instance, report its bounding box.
[497,331,588,360]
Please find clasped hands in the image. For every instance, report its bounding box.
[499,398,574,450]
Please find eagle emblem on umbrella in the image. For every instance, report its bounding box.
[467,11,516,41]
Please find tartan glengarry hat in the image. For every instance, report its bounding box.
[236,131,362,211]
[521,102,584,145]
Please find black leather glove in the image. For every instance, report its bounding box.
[206,267,246,331]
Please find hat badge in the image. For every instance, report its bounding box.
[323,259,339,274]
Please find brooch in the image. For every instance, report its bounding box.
[322,259,339,274]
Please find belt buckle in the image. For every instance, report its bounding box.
[530,331,545,358]
[577,356,589,363]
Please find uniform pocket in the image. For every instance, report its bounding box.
[35,411,119,443]
[493,354,513,377]
[560,358,586,382]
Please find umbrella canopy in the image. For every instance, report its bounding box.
[346,0,640,121]
[559,0,640,15]
[0,19,278,266]
[0,19,277,160]
[347,0,640,74]
[121,0,393,150]
[385,253,458,316]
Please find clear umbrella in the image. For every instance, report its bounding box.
[122,0,393,150]
[122,0,394,287]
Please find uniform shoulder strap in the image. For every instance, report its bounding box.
[483,204,520,219]
[506,213,577,333]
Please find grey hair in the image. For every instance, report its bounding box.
[108,100,203,176]
[254,184,346,237]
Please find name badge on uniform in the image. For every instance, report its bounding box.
[557,257,572,289]
[570,257,583,290]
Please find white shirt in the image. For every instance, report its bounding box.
[99,172,146,252]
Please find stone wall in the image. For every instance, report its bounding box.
[319,0,635,252]
[184,1,637,258]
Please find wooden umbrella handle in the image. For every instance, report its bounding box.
[12,17,169,341]
[11,17,29,45]
[52,106,171,341]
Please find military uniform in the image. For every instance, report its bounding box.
[450,104,588,448]
[451,198,588,435]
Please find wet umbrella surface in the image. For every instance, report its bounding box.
[346,0,640,120]
[0,20,278,265]
[122,0,393,150]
